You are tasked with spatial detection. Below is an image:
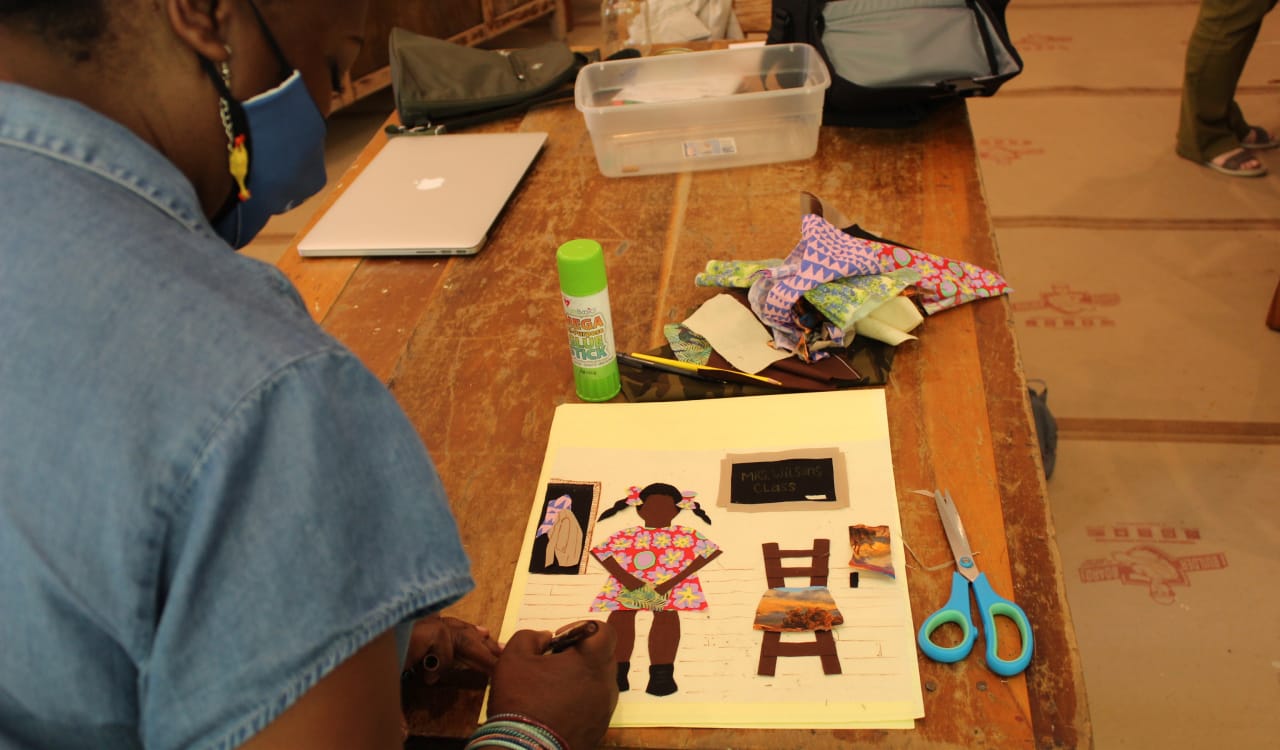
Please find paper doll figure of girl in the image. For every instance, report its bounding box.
[588,482,722,696]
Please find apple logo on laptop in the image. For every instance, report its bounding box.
[414,177,446,191]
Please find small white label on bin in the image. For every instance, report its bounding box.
[682,138,738,159]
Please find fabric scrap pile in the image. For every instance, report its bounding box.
[618,205,1012,402]
[693,213,1011,362]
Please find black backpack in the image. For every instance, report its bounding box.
[1027,379,1059,479]
[766,0,1023,127]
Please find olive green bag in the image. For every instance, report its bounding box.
[388,27,586,133]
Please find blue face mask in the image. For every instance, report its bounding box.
[203,0,328,249]
[210,70,328,249]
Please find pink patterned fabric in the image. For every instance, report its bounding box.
[754,215,1011,339]
[871,238,1011,316]
[536,494,574,537]
[590,526,720,612]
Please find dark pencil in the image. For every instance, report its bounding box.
[545,621,599,654]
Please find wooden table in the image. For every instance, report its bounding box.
[277,97,1091,749]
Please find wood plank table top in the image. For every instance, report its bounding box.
[276,94,1091,749]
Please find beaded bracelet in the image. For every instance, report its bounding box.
[463,712,569,750]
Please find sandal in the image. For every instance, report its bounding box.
[1206,147,1268,177]
[1241,125,1279,150]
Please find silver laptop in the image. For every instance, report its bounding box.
[297,131,548,257]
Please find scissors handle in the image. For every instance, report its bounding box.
[971,572,1035,677]
[917,571,978,663]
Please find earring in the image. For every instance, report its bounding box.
[218,47,251,201]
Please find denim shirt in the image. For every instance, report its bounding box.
[0,83,474,750]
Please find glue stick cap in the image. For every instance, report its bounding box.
[556,239,608,297]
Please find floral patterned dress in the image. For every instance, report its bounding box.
[590,525,720,612]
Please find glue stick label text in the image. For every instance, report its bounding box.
[563,290,616,368]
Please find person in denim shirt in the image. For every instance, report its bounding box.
[0,2,617,749]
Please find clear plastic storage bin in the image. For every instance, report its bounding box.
[574,44,831,177]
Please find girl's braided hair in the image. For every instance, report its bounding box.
[597,482,712,524]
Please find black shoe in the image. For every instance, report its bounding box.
[645,663,677,696]
[616,661,630,692]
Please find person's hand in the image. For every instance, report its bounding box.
[404,615,502,685]
[488,620,618,750]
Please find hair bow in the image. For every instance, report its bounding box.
[625,486,643,506]
[678,490,698,509]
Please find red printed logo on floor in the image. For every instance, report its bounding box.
[977,137,1046,166]
[1013,283,1120,329]
[1078,523,1228,605]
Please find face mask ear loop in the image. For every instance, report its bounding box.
[210,47,251,202]
[244,0,293,80]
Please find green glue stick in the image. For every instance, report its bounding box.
[556,239,621,402]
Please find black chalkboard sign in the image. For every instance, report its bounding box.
[718,449,849,511]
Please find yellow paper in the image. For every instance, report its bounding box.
[498,390,924,729]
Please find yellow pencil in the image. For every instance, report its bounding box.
[627,352,783,387]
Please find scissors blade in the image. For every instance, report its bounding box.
[934,489,979,581]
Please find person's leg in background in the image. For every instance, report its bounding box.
[1176,0,1278,176]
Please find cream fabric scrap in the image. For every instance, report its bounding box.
[854,296,924,346]
[682,293,791,374]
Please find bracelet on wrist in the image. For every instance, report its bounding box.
[464,712,569,750]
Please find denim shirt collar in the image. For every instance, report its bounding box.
[0,82,216,241]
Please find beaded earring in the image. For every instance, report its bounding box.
[217,48,251,201]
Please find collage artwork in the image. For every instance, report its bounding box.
[499,392,926,728]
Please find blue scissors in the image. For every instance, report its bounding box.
[917,489,1034,677]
